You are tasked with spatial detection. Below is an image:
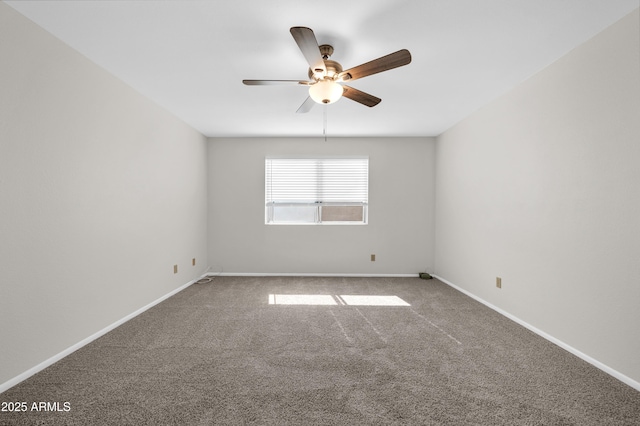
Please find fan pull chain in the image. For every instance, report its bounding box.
[323,104,328,142]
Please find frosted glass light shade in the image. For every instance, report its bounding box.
[309,80,343,104]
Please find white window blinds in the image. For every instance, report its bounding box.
[265,158,368,204]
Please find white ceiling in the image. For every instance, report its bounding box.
[6,0,639,138]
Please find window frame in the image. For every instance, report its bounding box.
[265,156,369,226]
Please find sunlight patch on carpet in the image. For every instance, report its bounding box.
[268,294,410,306]
[339,295,410,306]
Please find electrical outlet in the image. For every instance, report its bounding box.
[174,265,178,274]
[371,254,376,262]
[496,277,502,288]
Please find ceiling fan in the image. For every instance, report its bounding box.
[243,27,411,113]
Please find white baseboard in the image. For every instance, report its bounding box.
[209,272,420,278]
[432,274,640,392]
[0,274,205,394]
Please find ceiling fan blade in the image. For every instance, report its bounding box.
[243,80,311,86]
[339,49,411,82]
[342,85,381,107]
[290,27,326,75]
[296,96,316,114]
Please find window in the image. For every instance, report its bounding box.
[265,157,368,225]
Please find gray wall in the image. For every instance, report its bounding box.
[0,3,208,386]
[207,137,436,275]
[434,9,640,384]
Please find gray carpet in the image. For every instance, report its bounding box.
[1,276,639,425]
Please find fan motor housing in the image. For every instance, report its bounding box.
[309,59,343,81]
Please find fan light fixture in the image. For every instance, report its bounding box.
[309,80,343,104]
